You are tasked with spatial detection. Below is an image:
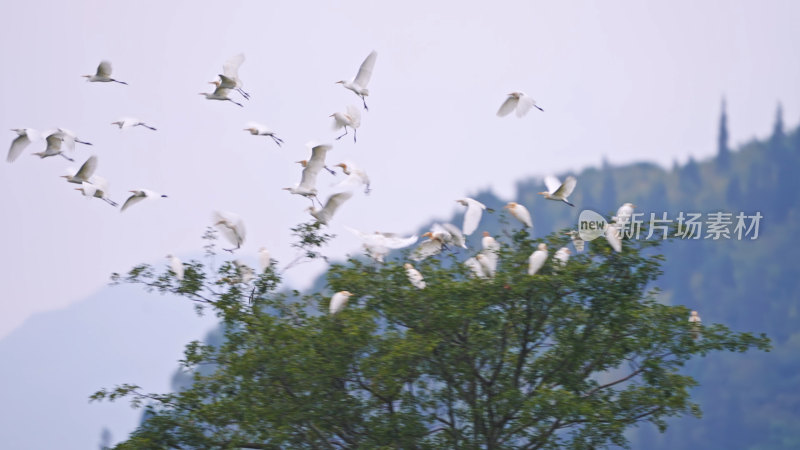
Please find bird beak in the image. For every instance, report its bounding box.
[632,204,637,208]
[537,192,547,196]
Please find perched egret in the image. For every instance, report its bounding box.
[215,53,249,100]
[243,122,283,146]
[464,257,488,279]
[476,253,497,278]
[496,92,543,117]
[309,191,353,225]
[120,189,167,212]
[330,291,354,315]
[200,83,243,107]
[331,105,361,143]
[527,243,548,276]
[612,203,636,224]
[337,50,377,110]
[166,254,184,281]
[333,162,370,194]
[33,133,73,161]
[61,155,97,184]
[565,230,585,252]
[75,177,118,207]
[7,128,38,162]
[604,224,622,252]
[213,211,246,252]
[83,60,128,84]
[456,198,486,235]
[411,233,445,261]
[347,227,417,263]
[404,263,426,289]
[554,247,571,266]
[504,202,532,228]
[285,143,334,205]
[539,176,577,207]
[258,247,271,273]
[689,310,702,339]
[111,117,157,131]
[234,260,256,284]
[481,231,500,272]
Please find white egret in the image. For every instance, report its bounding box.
[53,128,92,151]
[554,247,571,266]
[199,83,243,107]
[347,227,417,263]
[604,224,622,252]
[215,53,249,100]
[33,132,73,161]
[243,122,283,146]
[476,253,497,278]
[527,243,548,276]
[234,260,256,284]
[309,191,353,225]
[121,189,167,212]
[464,257,488,279]
[111,117,157,131]
[539,175,577,207]
[411,233,445,261]
[496,92,543,117]
[337,50,377,110]
[75,177,118,207]
[480,231,501,273]
[285,143,334,205]
[83,60,128,84]
[7,128,38,162]
[166,254,184,281]
[330,291,354,315]
[213,211,246,252]
[404,263,426,289]
[689,310,702,339]
[331,105,361,143]
[333,162,370,194]
[565,230,585,252]
[432,223,467,249]
[504,202,532,228]
[456,198,486,235]
[258,247,271,273]
[61,155,97,184]
[612,203,636,224]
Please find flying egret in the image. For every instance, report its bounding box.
[456,198,486,236]
[213,211,246,252]
[7,128,38,162]
[166,254,184,281]
[214,53,249,100]
[689,310,702,339]
[285,143,334,205]
[120,189,167,212]
[612,203,636,224]
[604,224,622,252]
[337,50,377,110]
[309,191,353,225]
[528,243,548,276]
[83,60,128,84]
[565,230,585,252]
[243,122,283,147]
[539,176,577,207]
[346,227,417,263]
[496,92,543,117]
[333,162,370,194]
[504,202,532,228]
[258,247,271,273]
[200,83,243,107]
[330,291,354,314]
[61,155,98,184]
[75,177,118,207]
[111,117,157,131]
[53,128,92,151]
[554,247,571,266]
[429,223,467,249]
[404,263,426,289]
[331,105,361,143]
[33,132,73,161]
[411,233,445,261]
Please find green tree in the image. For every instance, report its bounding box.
[93,222,769,449]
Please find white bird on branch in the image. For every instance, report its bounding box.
[504,202,532,228]
[166,254,184,281]
[330,291,354,315]
[404,263,427,289]
[527,243,548,276]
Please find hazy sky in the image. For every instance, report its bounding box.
[1,0,799,340]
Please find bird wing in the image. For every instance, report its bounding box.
[411,239,443,261]
[378,233,417,249]
[7,134,31,162]
[544,176,561,195]
[527,250,547,275]
[353,50,377,88]
[496,96,518,117]
[512,205,533,227]
[80,181,99,198]
[515,94,535,117]
[442,223,466,248]
[212,84,234,97]
[462,201,484,235]
[121,192,145,212]
[553,176,577,198]
[97,61,112,77]
[345,105,362,128]
[299,145,331,190]
[464,257,486,278]
[213,211,246,246]
[88,175,109,193]
[74,155,98,181]
[223,53,245,80]
[321,191,354,219]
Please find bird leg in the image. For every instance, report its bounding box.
[313,195,325,208]
[137,123,157,131]
[361,95,369,111]
[103,198,119,207]
[336,127,349,140]
[228,98,244,107]
[112,79,128,85]
[563,199,575,207]
[535,105,544,112]
[353,128,357,143]
[270,135,284,147]
[59,153,75,162]
[324,165,337,176]
[364,184,371,195]
[236,87,250,100]
[76,139,93,146]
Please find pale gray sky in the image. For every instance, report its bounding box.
[1,0,798,341]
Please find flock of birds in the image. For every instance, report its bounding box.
[6,51,700,327]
